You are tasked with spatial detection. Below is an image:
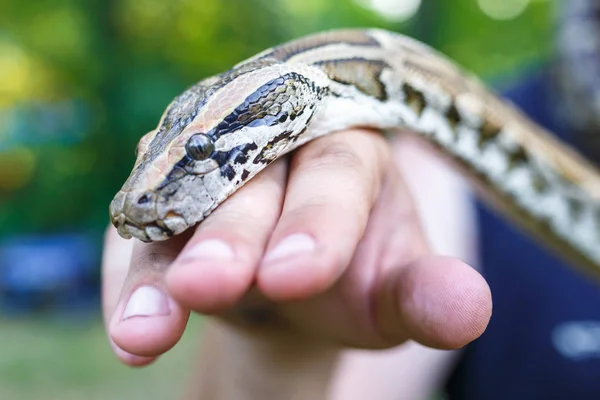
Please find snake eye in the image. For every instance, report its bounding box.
[186,133,215,160]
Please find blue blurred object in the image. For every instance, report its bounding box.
[0,233,99,316]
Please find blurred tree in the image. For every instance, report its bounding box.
[430,0,552,82]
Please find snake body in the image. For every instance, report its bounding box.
[109,29,600,280]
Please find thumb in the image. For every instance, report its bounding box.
[375,255,492,350]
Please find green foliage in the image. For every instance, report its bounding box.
[430,1,552,82]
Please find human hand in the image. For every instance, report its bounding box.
[102,128,491,371]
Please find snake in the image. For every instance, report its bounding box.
[109,28,600,281]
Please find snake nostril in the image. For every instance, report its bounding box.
[137,194,151,205]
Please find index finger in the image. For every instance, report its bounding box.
[102,226,159,365]
[107,230,191,358]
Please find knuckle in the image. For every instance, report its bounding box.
[130,246,174,274]
[294,140,365,173]
[205,206,275,233]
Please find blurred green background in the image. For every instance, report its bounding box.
[0,0,551,398]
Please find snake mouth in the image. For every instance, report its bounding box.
[111,212,185,242]
[110,188,190,242]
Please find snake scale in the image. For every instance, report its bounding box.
[109,29,600,281]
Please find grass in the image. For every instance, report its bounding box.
[0,314,450,399]
[0,314,203,400]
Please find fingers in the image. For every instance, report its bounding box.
[165,159,288,312]
[263,161,429,346]
[257,128,390,301]
[264,134,489,349]
[376,255,492,350]
[105,157,288,361]
[102,227,161,365]
[107,230,191,358]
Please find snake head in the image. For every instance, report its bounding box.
[109,124,221,242]
[110,64,327,242]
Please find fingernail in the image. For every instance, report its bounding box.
[122,286,171,320]
[264,234,316,263]
[178,239,235,263]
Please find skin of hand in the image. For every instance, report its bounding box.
[102,128,492,398]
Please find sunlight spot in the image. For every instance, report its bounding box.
[477,0,530,20]
[357,0,421,22]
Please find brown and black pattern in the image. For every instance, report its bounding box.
[477,119,502,149]
[141,57,280,168]
[262,29,380,62]
[314,57,389,101]
[251,130,296,165]
[445,103,462,128]
[506,146,530,171]
[210,72,322,140]
[402,83,426,116]
[402,57,477,100]
[151,71,324,190]
[532,172,551,194]
[567,195,586,221]
[132,31,381,183]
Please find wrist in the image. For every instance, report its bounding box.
[190,319,340,400]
